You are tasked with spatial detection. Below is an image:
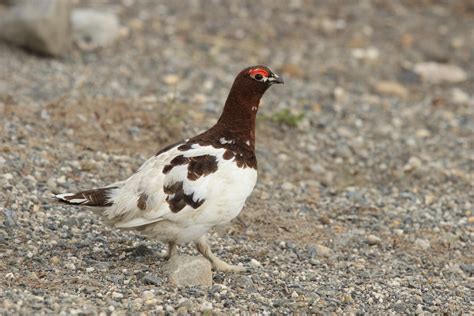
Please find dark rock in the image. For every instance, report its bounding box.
[142,274,161,286]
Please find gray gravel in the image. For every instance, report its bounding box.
[1,0,473,314]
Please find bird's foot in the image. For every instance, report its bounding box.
[211,259,247,273]
[195,235,247,273]
[163,241,178,260]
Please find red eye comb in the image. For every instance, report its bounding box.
[248,68,269,77]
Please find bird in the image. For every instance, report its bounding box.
[54,65,284,272]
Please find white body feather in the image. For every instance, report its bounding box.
[100,143,257,243]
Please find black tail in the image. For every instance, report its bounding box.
[53,187,117,207]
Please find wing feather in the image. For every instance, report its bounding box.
[103,143,230,228]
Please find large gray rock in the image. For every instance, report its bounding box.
[0,0,72,56]
[71,9,121,51]
[163,255,212,287]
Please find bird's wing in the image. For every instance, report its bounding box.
[104,142,231,228]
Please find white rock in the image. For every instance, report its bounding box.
[111,292,123,299]
[250,258,262,268]
[2,173,13,180]
[71,9,121,51]
[163,255,212,287]
[281,182,295,191]
[367,234,382,245]
[312,244,333,257]
[163,74,180,85]
[200,301,213,311]
[451,88,470,104]
[0,0,72,56]
[414,62,467,83]
[351,47,379,61]
[415,238,431,250]
[142,290,154,301]
[403,156,422,172]
[373,81,408,99]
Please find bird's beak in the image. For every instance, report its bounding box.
[269,74,284,84]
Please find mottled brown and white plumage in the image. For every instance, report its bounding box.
[54,66,284,272]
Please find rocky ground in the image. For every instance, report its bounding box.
[1,0,473,314]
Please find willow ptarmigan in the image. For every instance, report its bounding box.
[54,66,284,272]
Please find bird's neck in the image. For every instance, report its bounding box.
[213,88,261,149]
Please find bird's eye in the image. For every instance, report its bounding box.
[249,68,270,82]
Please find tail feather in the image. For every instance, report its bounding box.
[54,187,117,207]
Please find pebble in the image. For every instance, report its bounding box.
[373,81,408,99]
[163,74,180,85]
[403,157,422,172]
[250,259,262,268]
[71,9,122,51]
[367,234,382,245]
[352,47,380,61]
[414,238,431,250]
[414,62,467,83]
[142,290,154,301]
[142,274,161,286]
[450,88,470,104]
[310,244,333,258]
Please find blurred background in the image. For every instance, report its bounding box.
[0,0,473,314]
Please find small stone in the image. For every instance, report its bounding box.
[291,291,299,299]
[415,238,430,250]
[85,267,95,273]
[341,294,353,303]
[367,234,382,245]
[72,9,121,51]
[163,255,212,287]
[50,256,60,265]
[281,182,295,191]
[142,290,154,301]
[415,129,431,138]
[394,229,404,236]
[351,47,379,61]
[319,215,331,225]
[451,88,470,104]
[111,292,123,299]
[250,259,262,268]
[2,173,13,180]
[414,62,467,83]
[403,156,422,172]
[459,264,474,275]
[200,301,213,311]
[193,93,207,104]
[373,81,408,98]
[163,74,180,85]
[142,274,161,286]
[310,244,333,258]
[3,209,17,227]
[424,194,435,205]
[333,86,347,103]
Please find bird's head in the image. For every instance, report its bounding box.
[231,65,284,97]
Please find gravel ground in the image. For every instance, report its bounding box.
[1,0,473,314]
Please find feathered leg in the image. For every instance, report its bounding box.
[195,235,246,272]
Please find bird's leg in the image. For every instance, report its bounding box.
[195,235,246,272]
[165,241,178,260]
